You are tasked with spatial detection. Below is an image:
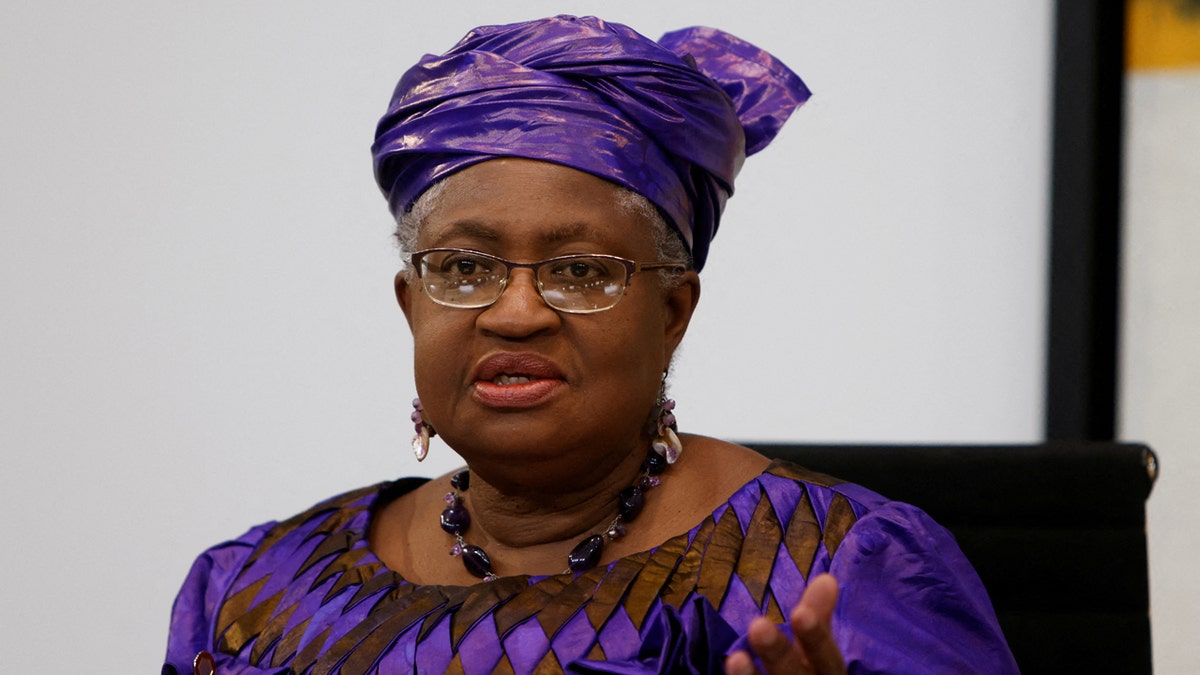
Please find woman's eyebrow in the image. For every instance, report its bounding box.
[537,222,600,245]
[432,220,602,246]
[430,220,503,244]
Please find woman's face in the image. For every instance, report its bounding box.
[395,159,699,490]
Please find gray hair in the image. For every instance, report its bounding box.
[394,178,692,286]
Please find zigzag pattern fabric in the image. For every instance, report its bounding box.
[165,462,1015,673]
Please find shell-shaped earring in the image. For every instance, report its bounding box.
[650,387,682,465]
[411,398,436,462]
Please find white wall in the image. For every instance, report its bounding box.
[0,2,1053,671]
[1122,71,1200,675]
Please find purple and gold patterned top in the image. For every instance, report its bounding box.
[164,461,1018,673]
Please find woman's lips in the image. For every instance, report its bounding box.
[473,377,565,408]
[471,352,566,409]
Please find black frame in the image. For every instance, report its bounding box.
[1045,1,1126,440]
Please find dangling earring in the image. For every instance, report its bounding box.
[411,398,436,462]
[649,376,682,464]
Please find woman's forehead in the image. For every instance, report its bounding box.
[426,219,608,246]
[420,160,656,253]
[437,158,621,199]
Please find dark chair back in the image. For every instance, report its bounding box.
[745,442,1158,674]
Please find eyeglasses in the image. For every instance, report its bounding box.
[408,248,687,314]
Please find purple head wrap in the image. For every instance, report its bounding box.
[371,15,809,270]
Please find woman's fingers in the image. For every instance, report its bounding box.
[790,574,846,673]
[753,615,815,672]
[722,622,800,674]
[723,574,846,675]
[723,649,758,675]
[724,616,814,674]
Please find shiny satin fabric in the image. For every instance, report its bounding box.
[371,15,810,270]
[163,463,1018,673]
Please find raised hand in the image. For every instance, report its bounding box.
[724,573,847,675]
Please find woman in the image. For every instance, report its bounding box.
[165,16,1017,674]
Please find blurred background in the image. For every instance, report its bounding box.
[1,1,1194,672]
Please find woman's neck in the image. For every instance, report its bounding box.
[370,435,772,583]
[461,442,648,551]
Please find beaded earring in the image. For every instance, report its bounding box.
[649,381,682,464]
[411,398,436,462]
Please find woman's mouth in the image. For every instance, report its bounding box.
[474,375,564,408]
[493,374,535,386]
[472,353,567,408]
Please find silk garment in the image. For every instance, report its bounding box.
[164,461,1018,673]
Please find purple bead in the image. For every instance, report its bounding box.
[412,398,423,410]
[640,475,661,490]
[450,470,470,490]
[450,542,463,556]
[461,544,494,579]
[440,505,471,535]
[411,410,422,423]
[618,486,644,522]
[568,535,604,572]
[662,412,676,429]
[443,492,459,506]
[643,450,666,476]
[193,652,215,675]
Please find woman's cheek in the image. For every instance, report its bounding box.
[411,319,468,413]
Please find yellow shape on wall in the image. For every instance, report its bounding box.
[1128,0,1200,70]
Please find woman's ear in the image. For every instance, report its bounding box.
[662,270,701,367]
[395,271,415,330]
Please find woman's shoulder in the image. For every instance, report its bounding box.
[682,438,948,561]
[165,479,429,672]
[260,477,431,546]
[680,435,893,512]
[674,435,778,490]
[184,477,428,576]
[759,457,894,509]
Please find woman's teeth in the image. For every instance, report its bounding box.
[494,374,534,386]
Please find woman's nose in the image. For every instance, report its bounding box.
[475,268,561,337]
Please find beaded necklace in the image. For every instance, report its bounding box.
[440,449,669,581]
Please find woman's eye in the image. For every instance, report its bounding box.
[551,259,604,280]
[567,261,594,278]
[440,254,491,276]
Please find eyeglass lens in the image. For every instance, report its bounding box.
[417,250,628,312]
